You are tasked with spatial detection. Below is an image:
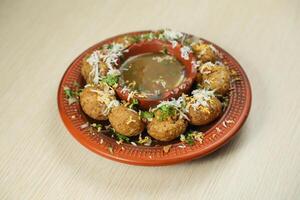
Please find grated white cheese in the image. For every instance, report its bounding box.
[103,99,120,115]
[100,43,125,70]
[131,142,137,146]
[80,122,89,129]
[180,46,191,60]
[107,68,121,76]
[170,40,178,48]
[200,62,215,74]
[162,29,183,41]
[87,50,101,84]
[127,90,138,101]
[126,116,136,124]
[120,86,130,94]
[189,89,216,110]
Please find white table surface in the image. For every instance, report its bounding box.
[0,0,299,199]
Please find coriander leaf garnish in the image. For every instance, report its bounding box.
[63,86,74,98]
[128,35,141,43]
[63,86,81,105]
[157,105,176,121]
[90,123,102,132]
[115,132,130,143]
[141,33,155,40]
[180,131,204,146]
[128,98,139,109]
[141,111,154,120]
[110,128,130,143]
[101,75,119,86]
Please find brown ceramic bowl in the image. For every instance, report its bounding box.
[115,39,197,109]
[57,31,252,166]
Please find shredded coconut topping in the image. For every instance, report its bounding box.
[87,50,101,84]
[100,43,125,70]
[189,89,215,110]
[180,46,191,60]
[107,68,121,76]
[162,29,183,41]
[126,116,136,124]
[127,90,138,101]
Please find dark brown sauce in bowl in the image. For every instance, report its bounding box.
[115,39,197,109]
[119,53,185,99]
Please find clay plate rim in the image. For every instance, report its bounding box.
[57,30,252,166]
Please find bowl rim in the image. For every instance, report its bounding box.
[57,30,252,166]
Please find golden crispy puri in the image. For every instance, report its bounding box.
[199,64,231,95]
[81,55,108,84]
[79,84,117,120]
[195,72,202,84]
[192,43,219,63]
[108,105,145,137]
[187,96,222,126]
[147,111,188,142]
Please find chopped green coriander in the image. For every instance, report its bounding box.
[101,75,119,86]
[110,127,130,143]
[182,37,193,46]
[128,98,139,109]
[141,111,154,120]
[106,43,113,49]
[114,132,130,143]
[157,105,176,121]
[128,35,141,43]
[141,33,155,41]
[186,133,196,145]
[180,131,204,146]
[63,86,80,105]
[63,86,73,98]
[91,123,102,132]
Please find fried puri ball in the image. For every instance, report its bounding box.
[81,54,108,84]
[108,105,145,137]
[187,96,222,126]
[192,43,219,63]
[199,64,231,95]
[80,84,116,120]
[196,72,202,83]
[147,111,188,142]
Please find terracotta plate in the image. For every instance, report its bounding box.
[57,31,252,166]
